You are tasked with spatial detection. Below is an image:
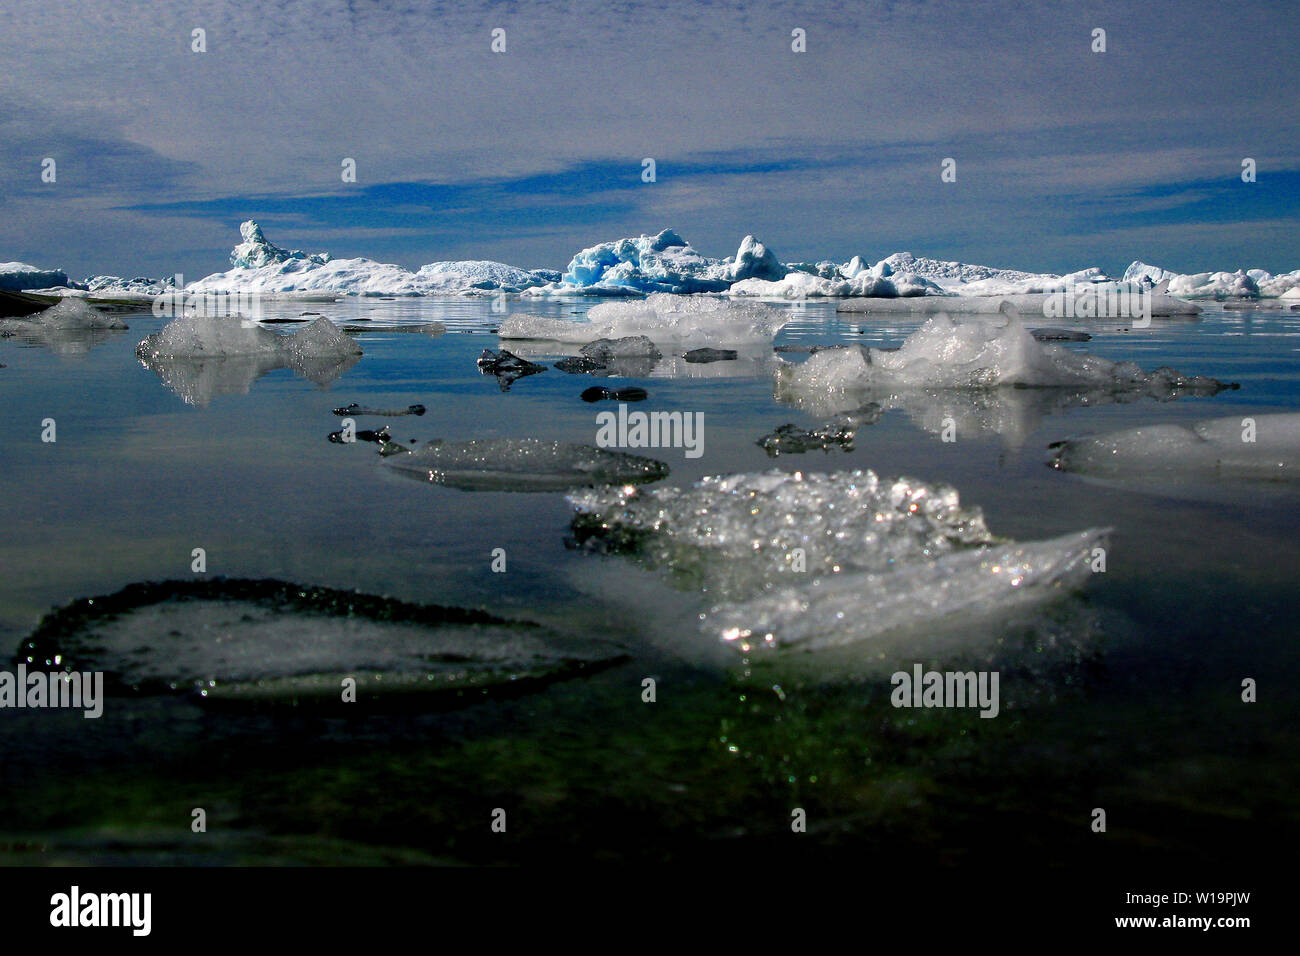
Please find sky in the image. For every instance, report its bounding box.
[1,0,1297,282]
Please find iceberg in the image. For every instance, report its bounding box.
[0,261,69,292]
[1049,412,1300,481]
[568,470,1107,653]
[382,438,670,491]
[524,228,735,296]
[1123,260,1300,299]
[186,221,550,297]
[499,293,789,346]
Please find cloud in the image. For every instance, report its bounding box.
[0,0,1296,277]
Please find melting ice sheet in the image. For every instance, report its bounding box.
[135,314,362,405]
[17,579,627,708]
[382,438,670,492]
[1049,412,1300,482]
[498,293,789,346]
[568,470,1107,654]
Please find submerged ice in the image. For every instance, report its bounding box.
[568,470,1106,653]
[17,579,626,707]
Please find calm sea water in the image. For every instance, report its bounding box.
[1,296,1296,867]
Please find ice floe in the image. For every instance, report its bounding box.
[16,578,627,708]
[1049,412,1300,481]
[568,470,1107,653]
[499,293,789,346]
[382,438,670,491]
[775,312,1232,391]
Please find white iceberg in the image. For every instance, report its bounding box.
[1049,412,1300,481]
[499,293,790,346]
[0,261,69,292]
[1123,260,1300,299]
[186,221,549,297]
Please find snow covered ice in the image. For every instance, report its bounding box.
[568,470,1107,653]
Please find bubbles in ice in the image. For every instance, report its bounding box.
[568,469,1107,653]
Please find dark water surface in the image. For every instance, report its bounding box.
[0,297,1296,866]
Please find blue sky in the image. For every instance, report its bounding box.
[1,0,1296,281]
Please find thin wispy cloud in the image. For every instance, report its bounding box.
[1,0,1296,278]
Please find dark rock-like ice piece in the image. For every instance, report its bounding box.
[683,347,738,363]
[477,348,547,390]
[581,386,649,403]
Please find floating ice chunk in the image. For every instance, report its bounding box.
[0,261,69,292]
[137,314,359,360]
[499,293,790,347]
[17,578,626,708]
[776,313,1232,391]
[707,529,1107,652]
[568,469,1106,652]
[383,438,669,492]
[581,336,662,361]
[1049,412,1300,481]
[136,315,361,404]
[17,297,128,330]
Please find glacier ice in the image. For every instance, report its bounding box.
[7,297,129,330]
[568,469,1107,653]
[1049,412,1300,481]
[382,438,670,492]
